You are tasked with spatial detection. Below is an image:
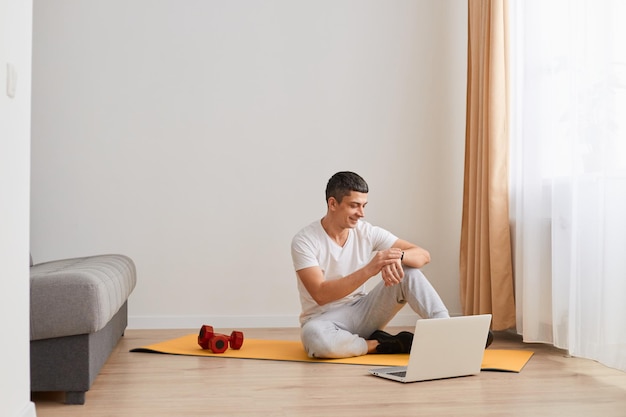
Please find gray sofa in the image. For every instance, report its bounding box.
[30,254,136,404]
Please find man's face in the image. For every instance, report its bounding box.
[330,191,368,228]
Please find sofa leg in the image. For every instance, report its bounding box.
[65,391,86,405]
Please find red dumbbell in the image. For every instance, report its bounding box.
[197,325,244,353]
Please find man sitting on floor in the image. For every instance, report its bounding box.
[291,171,451,359]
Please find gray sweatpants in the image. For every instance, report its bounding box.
[300,267,449,358]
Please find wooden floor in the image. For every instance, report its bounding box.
[32,327,626,417]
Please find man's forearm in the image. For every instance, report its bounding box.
[400,247,431,268]
[314,266,374,305]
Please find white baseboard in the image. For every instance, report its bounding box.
[128,313,421,330]
[17,402,36,417]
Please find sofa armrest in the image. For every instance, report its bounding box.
[30,254,136,340]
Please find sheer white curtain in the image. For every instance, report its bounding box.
[510,0,626,372]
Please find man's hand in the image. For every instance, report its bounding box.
[367,248,404,286]
[381,260,404,286]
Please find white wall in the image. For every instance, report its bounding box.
[31,0,467,329]
[1,0,37,415]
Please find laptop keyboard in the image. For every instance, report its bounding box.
[389,371,407,378]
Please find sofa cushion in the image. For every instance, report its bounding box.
[30,254,136,341]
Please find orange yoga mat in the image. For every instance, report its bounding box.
[131,334,534,372]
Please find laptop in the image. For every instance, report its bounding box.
[368,314,492,383]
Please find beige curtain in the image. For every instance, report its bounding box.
[460,0,515,331]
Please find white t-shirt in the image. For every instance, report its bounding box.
[291,219,398,324]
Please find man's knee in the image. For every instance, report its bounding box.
[403,267,432,290]
[403,266,425,280]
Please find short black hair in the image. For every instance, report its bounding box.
[325,171,369,203]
